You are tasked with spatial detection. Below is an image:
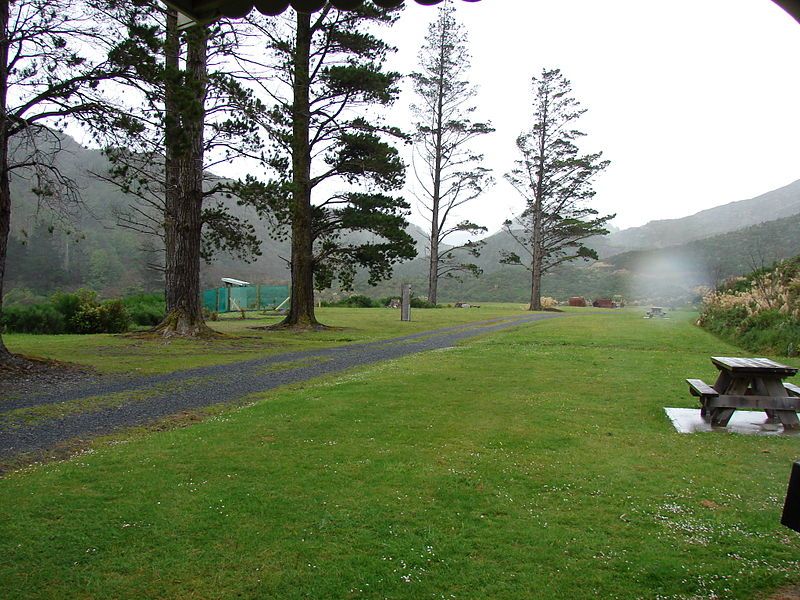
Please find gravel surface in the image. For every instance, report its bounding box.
[0,313,559,459]
[0,359,110,403]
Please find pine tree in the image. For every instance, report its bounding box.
[410,0,493,305]
[502,68,613,311]
[98,2,264,336]
[244,3,415,328]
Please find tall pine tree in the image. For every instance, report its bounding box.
[410,0,493,305]
[502,68,613,311]
[99,1,264,336]
[243,3,415,328]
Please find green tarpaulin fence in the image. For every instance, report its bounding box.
[202,285,289,313]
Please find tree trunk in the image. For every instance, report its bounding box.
[529,235,543,311]
[0,150,11,362]
[530,88,549,313]
[154,16,213,337]
[529,193,544,311]
[427,234,439,305]
[281,10,320,329]
[426,21,448,307]
[0,0,15,364]
[529,183,544,311]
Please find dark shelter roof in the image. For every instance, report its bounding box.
[164,0,800,27]
[168,0,473,26]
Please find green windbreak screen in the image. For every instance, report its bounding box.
[201,285,289,313]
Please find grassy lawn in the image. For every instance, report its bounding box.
[1,308,799,598]
[4,303,531,375]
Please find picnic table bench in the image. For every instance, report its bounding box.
[686,357,800,430]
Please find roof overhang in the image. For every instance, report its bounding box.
[163,0,800,29]
[771,0,800,22]
[165,0,480,29]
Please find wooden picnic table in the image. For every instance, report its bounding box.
[687,357,800,430]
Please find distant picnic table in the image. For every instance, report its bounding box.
[687,357,800,430]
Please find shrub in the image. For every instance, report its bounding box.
[699,257,800,355]
[123,293,165,327]
[2,289,133,335]
[62,297,131,334]
[348,295,378,308]
[98,300,132,333]
[540,297,558,309]
[410,297,439,309]
[322,295,380,308]
[51,291,83,325]
[3,287,47,307]
[1,304,66,334]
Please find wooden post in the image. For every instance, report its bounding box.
[401,283,411,322]
[256,284,261,310]
[215,288,220,313]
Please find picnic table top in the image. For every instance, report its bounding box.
[711,356,798,376]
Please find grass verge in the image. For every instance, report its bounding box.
[4,304,533,375]
[1,309,799,598]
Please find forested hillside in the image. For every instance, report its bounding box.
[6,134,800,307]
[356,208,800,304]
[607,213,800,283]
[6,135,159,301]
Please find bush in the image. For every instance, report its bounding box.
[410,297,439,309]
[540,297,558,309]
[3,287,48,307]
[1,304,66,334]
[699,257,800,355]
[322,295,380,308]
[70,299,131,334]
[1,288,133,335]
[51,291,84,325]
[320,295,441,309]
[123,293,165,327]
[343,295,376,308]
[735,310,800,356]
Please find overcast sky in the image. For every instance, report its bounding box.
[378,0,800,235]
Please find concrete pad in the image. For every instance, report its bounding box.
[664,407,800,436]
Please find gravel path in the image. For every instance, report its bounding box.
[0,313,559,459]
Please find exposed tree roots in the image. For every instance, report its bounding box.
[258,320,332,332]
[149,309,221,339]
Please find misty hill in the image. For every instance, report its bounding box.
[5,132,431,299]
[203,221,430,290]
[602,212,800,297]
[598,178,800,255]
[7,132,800,307]
[353,182,800,304]
[7,134,161,300]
